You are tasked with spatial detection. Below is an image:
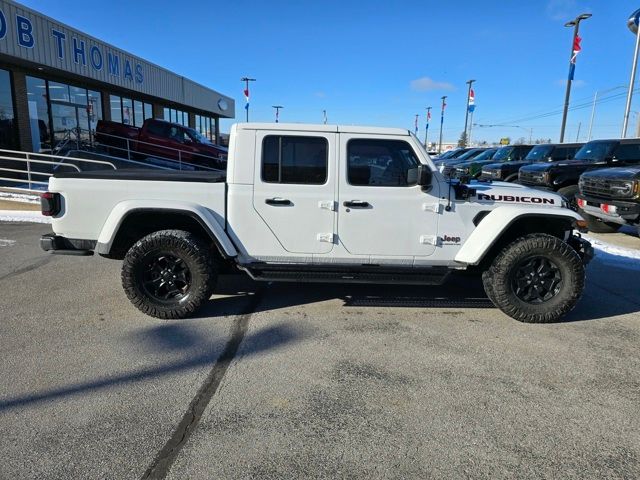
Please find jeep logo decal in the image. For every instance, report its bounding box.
[477,193,555,204]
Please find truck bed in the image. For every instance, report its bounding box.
[53,169,226,183]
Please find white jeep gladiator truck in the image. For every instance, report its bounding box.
[40,123,593,323]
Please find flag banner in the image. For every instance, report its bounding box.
[427,110,431,121]
[244,103,249,110]
[415,116,419,134]
[568,34,582,80]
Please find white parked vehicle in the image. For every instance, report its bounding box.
[40,123,593,323]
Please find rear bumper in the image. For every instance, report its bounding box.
[40,234,95,256]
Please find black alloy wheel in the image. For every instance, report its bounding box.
[510,256,562,304]
[140,252,192,303]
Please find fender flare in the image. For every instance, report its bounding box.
[95,200,237,258]
[454,205,583,265]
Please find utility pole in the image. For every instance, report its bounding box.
[424,106,432,148]
[575,122,582,142]
[272,105,283,123]
[559,13,591,143]
[463,79,476,146]
[438,96,447,154]
[240,77,256,122]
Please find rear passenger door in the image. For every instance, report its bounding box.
[612,143,640,165]
[252,132,336,255]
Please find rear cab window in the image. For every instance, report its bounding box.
[613,143,640,163]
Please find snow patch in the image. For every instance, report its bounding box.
[0,238,16,247]
[0,191,40,204]
[0,210,51,224]
[584,234,640,271]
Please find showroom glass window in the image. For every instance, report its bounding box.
[26,76,51,151]
[347,139,421,187]
[0,69,16,150]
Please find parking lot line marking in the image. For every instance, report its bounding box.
[141,290,264,480]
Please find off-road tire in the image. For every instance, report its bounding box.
[483,233,585,323]
[581,212,620,233]
[122,229,217,319]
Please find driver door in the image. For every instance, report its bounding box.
[337,134,440,258]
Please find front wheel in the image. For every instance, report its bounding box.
[483,234,585,323]
[121,229,217,319]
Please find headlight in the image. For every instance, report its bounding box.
[611,180,639,198]
[542,171,551,183]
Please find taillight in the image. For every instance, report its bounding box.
[41,192,61,216]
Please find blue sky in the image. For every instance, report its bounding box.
[18,0,640,143]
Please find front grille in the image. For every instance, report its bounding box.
[519,170,544,185]
[580,178,632,200]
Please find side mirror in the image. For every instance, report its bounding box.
[418,165,432,186]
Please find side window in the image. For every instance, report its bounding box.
[551,147,570,161]
[348,139,421,187]
[262,135,328,184]
[612,144,640,162]
[146,121,168,137]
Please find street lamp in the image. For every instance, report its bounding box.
[622,8,640,137]
[559,13,592,143]
[463,79,476,146]
[240,77,256,122]
[272,105,283,123]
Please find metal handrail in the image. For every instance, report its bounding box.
[95,130,226,170]
[0,148,117,168]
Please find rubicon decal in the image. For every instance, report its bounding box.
[476,193,555,205]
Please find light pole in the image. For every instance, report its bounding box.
[322,110,327,124]
[424,106,432,148]
[438,96,447,154]
[588,85,626,140]
[622,8,640,137]
[272,105,283,123]
[463,79,476,146]
[559,13,592,143]
[240,77,256,122]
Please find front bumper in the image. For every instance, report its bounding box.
[568,234,594,265]
[576,194,640,224]
[40,234,95,256]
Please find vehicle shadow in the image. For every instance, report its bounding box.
[0,318,303,412]
[203,256,640,323]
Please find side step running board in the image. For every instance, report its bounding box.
[244,265,451,285]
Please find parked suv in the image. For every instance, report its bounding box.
[451,144,534,179]
[480,143,582,182]
[436,148,495,174]
[577,167,640,233]
[518,139,640,206]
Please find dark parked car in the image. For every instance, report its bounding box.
[577,167,640,233]
[435,147,495,173]
[96,119,227,169]
[519,139,640,206]
[451,144,534,179]
[480,143,582,182]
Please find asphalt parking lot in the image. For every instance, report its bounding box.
[1,222,639,479]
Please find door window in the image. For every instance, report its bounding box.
[262,135,328,184]
[347,139,420,187]
[612,143,640,163]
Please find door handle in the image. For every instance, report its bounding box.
[265,197,292,206]
[343,200,370,208]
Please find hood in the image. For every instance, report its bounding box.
[581,166,640,181]
[469,180,563,207]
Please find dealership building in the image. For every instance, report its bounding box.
[0,0,234,153]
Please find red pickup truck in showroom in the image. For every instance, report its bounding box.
[95,119,227,170]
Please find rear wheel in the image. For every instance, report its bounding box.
[482,233,585,323]
[122,229,217,319]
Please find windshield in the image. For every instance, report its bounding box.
[450,148,472,159]
[186,128,213,144]
[525,145,554,162]
[574,141,617,162]
[491,146,515,161]
[455,149,483,161]
[471,148,497,160]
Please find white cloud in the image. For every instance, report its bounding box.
[314,91,326,98]
[546,0,591,21]
[410,77,454,92]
